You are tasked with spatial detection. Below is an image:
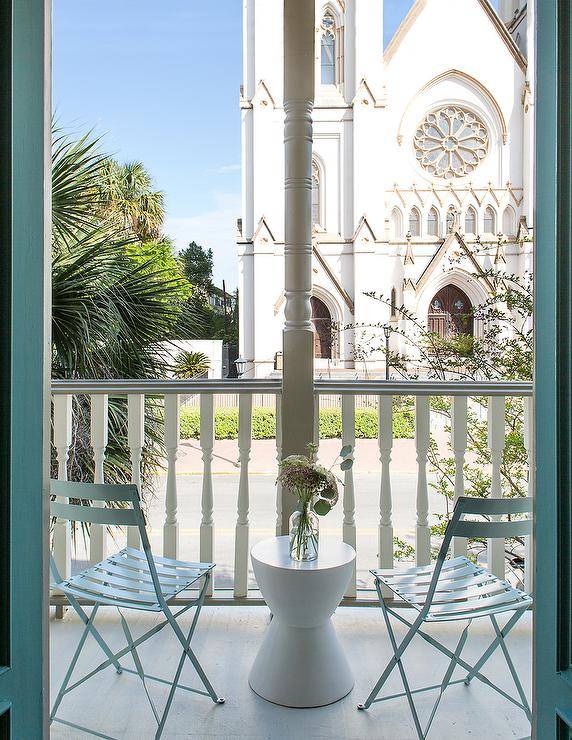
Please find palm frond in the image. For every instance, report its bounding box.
[52,129,108,248]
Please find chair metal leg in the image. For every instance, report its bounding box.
[65,592,123,674]
[155,577,217,739]
[422,621,470,738]
[119,610,160,726]
[464,608,525,684]
[64,602,197,694]
[358,582,424,728]
[50,604,100,721]
[378,593,424,739]
[161,574,225,706]
[490,613,532,721]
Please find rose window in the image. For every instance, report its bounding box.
[413,106,489,179]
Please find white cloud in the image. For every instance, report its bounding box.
[165,191,241,289]
[211,163,241,175]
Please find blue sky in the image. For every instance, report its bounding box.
[53,1,496,288]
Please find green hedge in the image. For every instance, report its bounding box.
[179,405,414,441]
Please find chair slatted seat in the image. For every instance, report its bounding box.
[49,481,224,739]
[373,556,531,621]
[358,496,533,739]
[58,547,213,611]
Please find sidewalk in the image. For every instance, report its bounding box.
[174,435,451,476]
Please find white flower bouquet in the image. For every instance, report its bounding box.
[277,443,353,560]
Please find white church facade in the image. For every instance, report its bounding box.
[237,0,534,378]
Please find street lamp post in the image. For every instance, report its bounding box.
[235,357,248,378]
[383,324,391,380]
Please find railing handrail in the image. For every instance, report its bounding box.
[50,379,282,394]
[51,378,533,397]
[314,379,534,396]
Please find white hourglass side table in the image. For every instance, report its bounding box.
[248,536,356,708]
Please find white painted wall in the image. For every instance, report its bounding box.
[164,340,223,379]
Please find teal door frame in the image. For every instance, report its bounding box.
[534,0,572,737]
[0,0,50,737]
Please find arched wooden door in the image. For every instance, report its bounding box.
[427,285,474,337]
[311,296,333,359]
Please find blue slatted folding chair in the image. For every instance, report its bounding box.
[49,480,224,739]
[358,496,532,739]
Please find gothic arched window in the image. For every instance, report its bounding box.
[502,205,516,235]
[446,207,456,233]
[390,208,403,239]
[484,206,497,234]
[312,160,321,226]
[427,207,440,236]
[465,206,477,234]
[311,296,333,359]
[428,285,474,337]
[320,12,344,86]
[321,17,336,85]
[409,208,421,237]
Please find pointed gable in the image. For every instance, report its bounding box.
[253,216,276,247]
[386,0,525,71]
[252,80,277,109]
[415,231,494,293]
[385,0,527,115]
[352,215,377,244]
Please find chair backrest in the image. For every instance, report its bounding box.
[50,480,142,527]
[49,480,165,603]
[420,496,533,618]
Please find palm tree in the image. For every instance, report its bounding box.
[51,127,198,487]
[98,159,165,240]
[172,350,210,379]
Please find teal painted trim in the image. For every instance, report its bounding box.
[0,0,49,737]
[535,1,572,737]
[0,0,12,683]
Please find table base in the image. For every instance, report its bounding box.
[249,617,354,708]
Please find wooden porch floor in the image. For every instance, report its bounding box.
[50,605,532,739]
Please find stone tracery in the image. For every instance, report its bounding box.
[414,106,489,179]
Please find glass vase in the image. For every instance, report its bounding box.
[289,500,319,561]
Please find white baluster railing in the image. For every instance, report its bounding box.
[53,394,72,582]
[275,394,283,536]
[90,394,108,564]
[524,395,534,593]
[200,393,215,596]
[234,394,253,598]
[378,395,393,597]
[313,393,320,455]
[163,394,180,559]
[415,396,431,566]
[451,395,468,558]
[51,378,533,605]
[488,395,506,578]
[341,394,356,597]
[127,394,144,549]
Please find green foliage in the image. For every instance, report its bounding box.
[179,241,214,295]
[51,128,107,248]
[98,159,165,240]
[179,405,415,441]
[360,265,533,577]
[180,408,273,440]
[178,241,238,343]
[393,537,415,562]
[172,351,210,379]
[51,126,202,497]
[126,237,191,301]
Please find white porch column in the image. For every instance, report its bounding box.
[281,0,315,533]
